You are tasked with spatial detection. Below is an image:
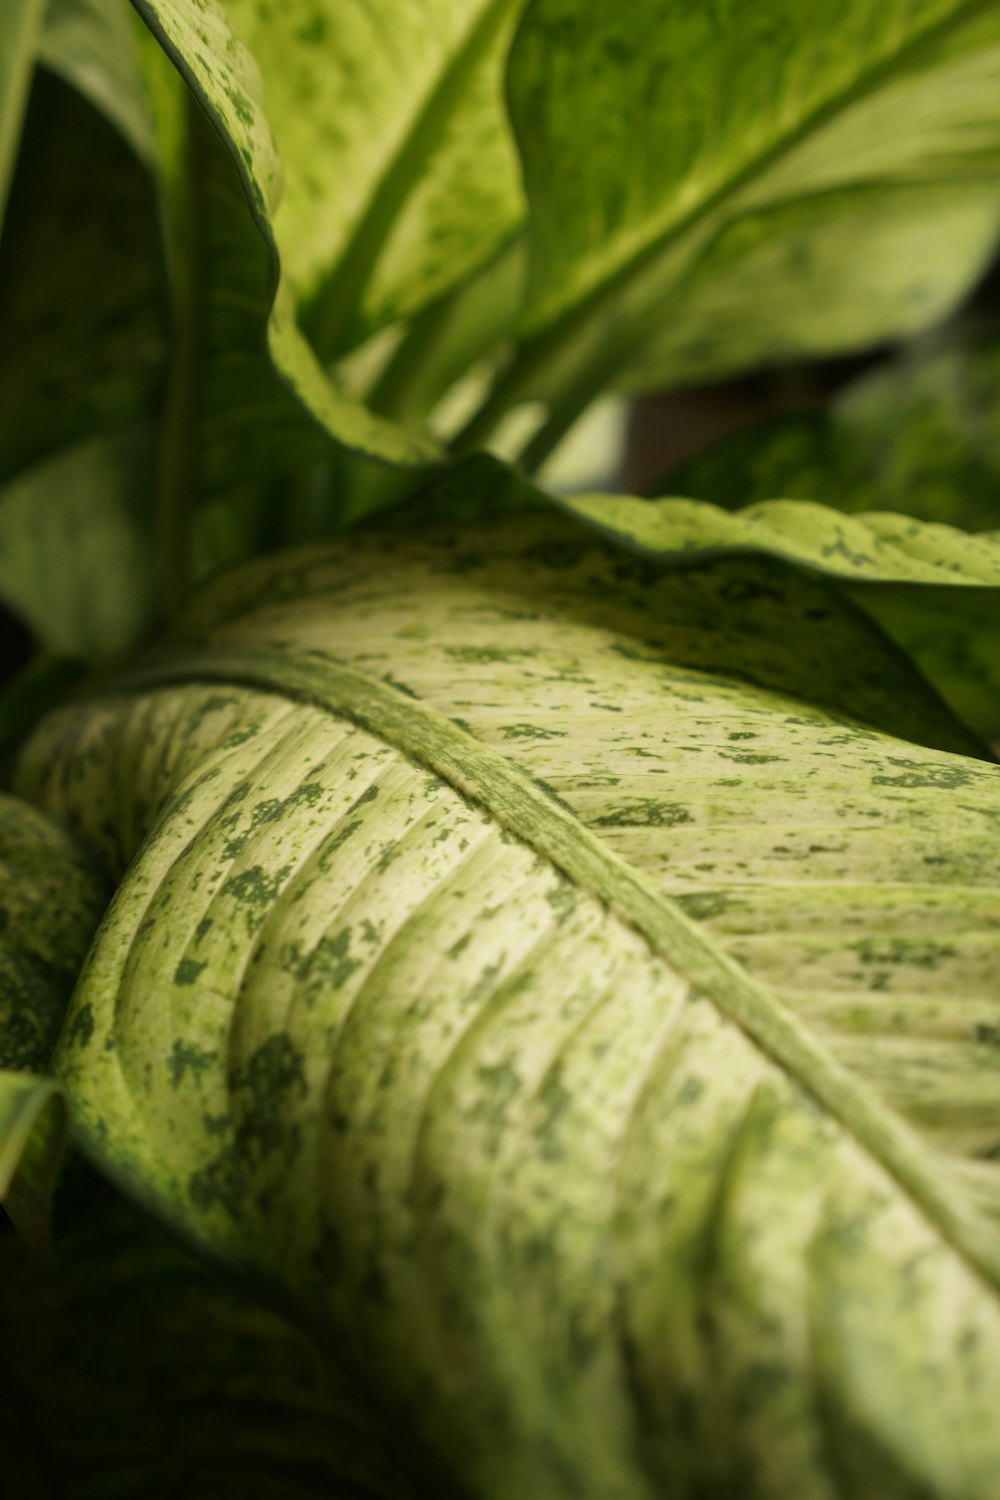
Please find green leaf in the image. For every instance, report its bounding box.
[0,65,167,486]
[0,1074,66,1253]
[660,331,1000,533]
[15,514,1000,1497]
[38,0,161,169]
[0,794,107,1246]
[0,0,44,228]
[0,426,156,658]
[130,0,443,481]
[215,0,529,357]
[467,0,1000,462]
[560,488,1000,742]
[0,1195,424,1496]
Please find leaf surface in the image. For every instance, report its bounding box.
[0,426,156,657]
[0,1196,423,1497]
[492,0,1000,439]
[560,489,1000,742]
[0,65,166,486]
[15,514,1000,1497]
[0,0,44,228]
[215,0,529,355]
[0,794,106,1246]
[130,0,442,479]
[660,332,1000,533]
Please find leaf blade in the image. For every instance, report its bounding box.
[15,515,1000,1496]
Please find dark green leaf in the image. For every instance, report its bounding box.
[0,66,166,485]
[0,1195,424,1497]
[0,0,44,228]
[660,331,1000,533]
[0,794,106,1245]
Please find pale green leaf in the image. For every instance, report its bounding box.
[475,0,1000,459]
[0,794,107,1246]
[560,489,1000,741]
[0,1196,424,1497]
[0,0,44,229]
[15,515,1000,1498]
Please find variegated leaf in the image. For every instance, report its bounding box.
[460,0,1000,464]
[15,516,1000,1497]
[0,795,106,1246]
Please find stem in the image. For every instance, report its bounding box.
[449,341,542,455]
[154,90,203,620]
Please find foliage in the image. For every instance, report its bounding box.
[2,2,1000,1496]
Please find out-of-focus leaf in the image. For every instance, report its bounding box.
[0,795,106,1246]
[0,1074,66,1252]
[0,67,166,484]
[660,332,1000,533]
[0,1195,423,1497]
[0,0,44,228]
[469,0,1000,459]
[39,0,160,168]
[0,425,155,657]
[214,0,529,356]
[561,488,1000,742]
[15,513,1000,1498]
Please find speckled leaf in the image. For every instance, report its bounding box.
[0,794,107,1246]
[0,1195,424,1497]
[15,514,1000,1498]
[0,0,44,228]
[485,0,1000,453]
[214,0,529,356]
[560,489,1000,743]
[129,0,442,481]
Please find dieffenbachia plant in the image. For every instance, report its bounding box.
[3,0,1000,1496]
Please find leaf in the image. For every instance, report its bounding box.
[473,0,1000,458]
[0,1195,424,1497]
[214,0,529,356]
[38,0,161,169]
[559,488,1000,743]
[660,331,1000,533]
[0,1075,66,1253]
[0,64,167,486]
[0,0,44,228]
[0,793,107,1245]
[15,513,1000,1498]
[0,426,156,658]
[130,0,443,481]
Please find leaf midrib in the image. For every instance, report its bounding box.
[110,643,1000,1295]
